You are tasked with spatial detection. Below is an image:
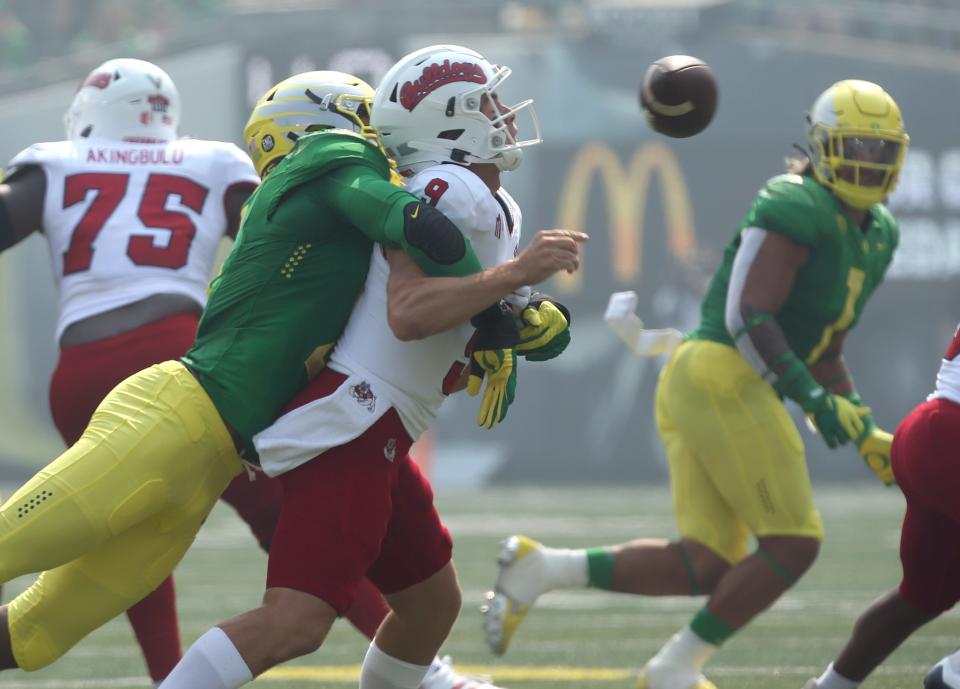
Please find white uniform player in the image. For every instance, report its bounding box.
[156,45,580,689]
[254,163,522,474]
[0,58,259,684]
[7,138,257,341]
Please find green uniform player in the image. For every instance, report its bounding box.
[483,80,909,689]
[183,130,484,459]
[694,171,898,364]
[0,76,498,671]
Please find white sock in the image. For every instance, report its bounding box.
[157,627,253,689]
[653,626,718,673]
[816,662,858,689]
[359,642,432,689]
[541,547,589,589]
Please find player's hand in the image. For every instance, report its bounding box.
[468,301,521,428]
[855,427,896,486]
[513,230,588,284]
[844,393,896,486]
[467,348,517,428]
[517,297,571,362]
[803,389,871,449]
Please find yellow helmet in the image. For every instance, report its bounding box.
[244,70,377,178]
[807,80,909,210]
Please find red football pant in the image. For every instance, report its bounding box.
[892,397,960,613]
[267,370,452,614]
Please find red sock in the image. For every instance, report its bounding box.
[125,576,182,683]
[345,578,391,639]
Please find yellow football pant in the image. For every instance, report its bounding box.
[0,361,242,670]
[655,340,823,564]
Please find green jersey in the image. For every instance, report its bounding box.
[182,131,483,459]
[693,173,898,364]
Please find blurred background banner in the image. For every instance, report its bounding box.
[0,0,957,484]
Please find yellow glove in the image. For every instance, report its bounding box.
[857,428,896,486]
[517,299,571,362]
[467,348,517,429]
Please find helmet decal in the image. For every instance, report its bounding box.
[399,60,488,111]
[81,72,112,90]
[372,45,541,174]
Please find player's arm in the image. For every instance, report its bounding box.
[810,330,895,484]
[809,330,855,396]
[726,227,867,449]
[223,182,257,239]
[0,165,45,251]
[320,163,484,278]
[384,229,585,341]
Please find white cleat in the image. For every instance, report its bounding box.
[926,653,960,688]
[419,655,507,689]
[801,680,819,689]
[636,657,718,689]
[481,535,547,656]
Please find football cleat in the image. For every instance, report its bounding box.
[419,655,508,689]
[481,535,547,655]
[926,653,960,688]
[801,680,819,689]
[636,658,718,689]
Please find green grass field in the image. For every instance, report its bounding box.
[3,484,955,689]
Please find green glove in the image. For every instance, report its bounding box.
[517,298,571,362]
[773,358,870,449]
[467,348,517,429]
[803,391,871,449]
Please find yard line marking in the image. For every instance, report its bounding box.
[2,678,149,688]
[261,663,941,682]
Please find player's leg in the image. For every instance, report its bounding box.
[4,459,235,673]
[483,342,740,660]
[48,313,201,683]
[0,361,240,671]
[365,454,456,689]
[651,342,821,681]
[160,389,412,688]
[810,399,960,689]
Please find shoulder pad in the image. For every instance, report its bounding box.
[406,165,490,235]
[6,141,74,175]
[746,174,835,247]
[263,131,390,218]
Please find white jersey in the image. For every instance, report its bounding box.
[255,163,523,476]
[930,324,960,405]
[7,138,259,341]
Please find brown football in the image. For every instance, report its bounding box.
[639,55,718,138]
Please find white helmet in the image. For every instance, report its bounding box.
[371,44,541,174]
[64,58,181,142]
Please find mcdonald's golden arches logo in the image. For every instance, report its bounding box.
[555,141,698,292]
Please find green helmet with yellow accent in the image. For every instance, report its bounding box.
[244,70,379,178]
[806,79,909,210]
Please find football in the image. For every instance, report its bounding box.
[639,55,718,138]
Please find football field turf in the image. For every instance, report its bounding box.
[4,484,955,689]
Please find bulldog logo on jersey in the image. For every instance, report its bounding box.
[399,60,487,111]
[351,381,377,413]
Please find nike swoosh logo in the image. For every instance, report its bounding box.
[410,206,420,219]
